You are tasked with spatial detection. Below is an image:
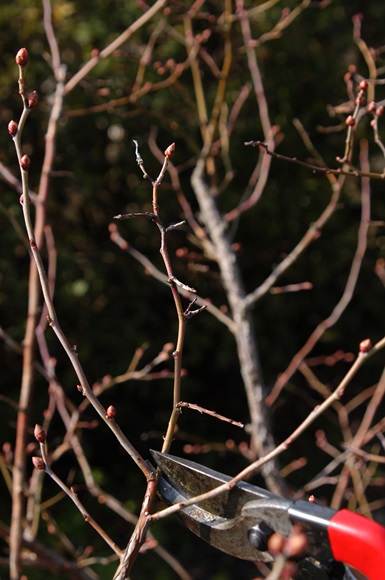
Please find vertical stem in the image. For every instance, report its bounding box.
[9,79,34,580]
[10,264,38,579]
[10,59,65,577]
[150,180,186,452]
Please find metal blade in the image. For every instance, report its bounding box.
[151,450,275,516]
[151,450,291,561]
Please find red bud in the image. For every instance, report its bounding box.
[164,142,175,158]
[106,405,116,419]
[358,79,368,91]
[359,338,372,353]
[34,424,46,443]
[367,101,377,113]
[285,527,308,558]
[20,154,31,171]
[32,456,45,470]
[16,48,29,67]
[28,90,39,108]
[345,115,355,127]
[376,105,384,117]
[268,533,286,555]
[8,120,18,137]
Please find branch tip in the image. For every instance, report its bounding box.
[32,456,45,470]
[15,47,29,67]
[359,338,372,353]
[34,424,46,443]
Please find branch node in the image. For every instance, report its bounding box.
[184,298,207,320]
[168,275,196,294]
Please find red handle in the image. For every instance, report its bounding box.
[328,509,385,580]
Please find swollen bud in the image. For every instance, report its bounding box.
[285,526,308,558]
[268,533,286,555]
[376,105,384,118]
[359,338,372,353]
[8,120,18,137]
[164,142,175,158]
[345,115,356,127]
[106,405,116,419]
[20,154,31,171]
[358,79,368,91]
[28,90,39,108]
[367,101,377,114]
[32,456,45,470]
[34,424,46,443]
[16,48,29,67]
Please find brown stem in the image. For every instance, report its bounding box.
[10,276,37,579]
[131,143,195,454]
[10,53,66,578]
[244,140,385,180]
[38,439,122,556]
[113,475,158,579]
[268,139,371,405]
[11,70,152,580]
[152,169,187,453]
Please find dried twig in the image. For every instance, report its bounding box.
[176,402,244,428]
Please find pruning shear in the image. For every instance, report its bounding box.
[151,451,385,580]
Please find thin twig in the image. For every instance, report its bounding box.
[244,140,385,180]
[267,139,371,405]
[36,438,122,557]
[109,224,235,332]
[63,0,167,95]
[176,402,244,428]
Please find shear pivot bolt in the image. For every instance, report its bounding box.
[248,521,273,552]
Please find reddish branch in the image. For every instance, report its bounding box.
[267,139,372,406]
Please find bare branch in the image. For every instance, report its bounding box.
[63,0,167,95]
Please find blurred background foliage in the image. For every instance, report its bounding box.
[1,1,385,578]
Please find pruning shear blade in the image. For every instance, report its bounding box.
[152,450,292,561]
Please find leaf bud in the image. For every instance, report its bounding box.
[16,48,29,67]
[345,115,355,127]
[34,424,46,443]
[359,338,372,353]
[268,532,286,555]
[285,526,308,558]
[376,105,384,118]
[106,405,116,419]
[164,142,175,158]
[8,120,18,137]
[358,79,368,91]
[27,90,39,108]
[367,101,377,114]
[32,456,45,470]
[20,154,31,171]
